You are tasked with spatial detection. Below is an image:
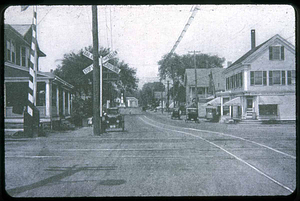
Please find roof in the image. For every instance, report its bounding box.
[126,97,138,101]
[9,24,31,36]
[5,62,74,89]
[227,34,295,69]
[5,24,46,57]
[184,68,225,91]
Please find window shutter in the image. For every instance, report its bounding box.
[269,46,273,60]
[250,71,254,86]
[281,46,284,60]
[269,71,273,85]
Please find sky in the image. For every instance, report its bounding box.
[4,5,295,88]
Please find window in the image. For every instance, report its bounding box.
[250,71,266,86]
[254,71,262,85]
[287,70,295,85]
[281,71,286,85]
[269,46,284,60]
[6,39,16,63]
[226,77,229,90]
[21,46,29,67]
[269,70,281,85]
[259,104,278,116]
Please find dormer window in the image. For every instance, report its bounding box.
[269,46,284,60]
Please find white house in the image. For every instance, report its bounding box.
[217,30,295,122]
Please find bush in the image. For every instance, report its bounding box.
[71,97,93,126]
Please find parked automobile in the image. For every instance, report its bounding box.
[185,107,199,123]
[171,108,181,119]
[205,106,220,122]
[103,107,124,131]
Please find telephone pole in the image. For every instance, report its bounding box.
[188,51,201,107]
[92,5,101,135]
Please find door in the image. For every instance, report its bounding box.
[247,98,253,109]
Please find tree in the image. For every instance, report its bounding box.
[158,52,225,104]
[54,46,138,99]
[140,82,165,107]
[54,46,139,120]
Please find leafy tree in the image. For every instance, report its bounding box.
[158,52,225,104]
[54,46,138,100]
[140,82,165,107]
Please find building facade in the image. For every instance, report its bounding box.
[217,30,295,121]
[184,68,226,117]
[4,24,74,131]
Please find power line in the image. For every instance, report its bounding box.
[37,7,53,25]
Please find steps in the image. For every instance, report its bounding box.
[5,119,24,132]
[246,108,254,119]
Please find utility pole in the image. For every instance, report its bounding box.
[188,51,201,108]
[92,5,101,135]
[167,80,170,112]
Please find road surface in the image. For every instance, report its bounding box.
[5,113,296,197]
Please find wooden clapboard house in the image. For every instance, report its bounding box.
[4,24,74,133]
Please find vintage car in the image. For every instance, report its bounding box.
[185,107,199,123]
[103,107,125,131]
[171,108,181,120]
[205,105,221,122]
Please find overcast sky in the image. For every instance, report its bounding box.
[4,5,295,88]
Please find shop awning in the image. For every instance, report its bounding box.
[259,96,282,105]
[224,97,241,106]
[203,97,221,107]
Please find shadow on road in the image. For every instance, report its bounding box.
[6,165,117,197]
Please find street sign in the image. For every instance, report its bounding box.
[83,63,120,75]
[82,64,93,74]
[82,50,120,74]
[82,50,93,60]
[102,51,118,64]
[103,62,121,74]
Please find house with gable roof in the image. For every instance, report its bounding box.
[4,24,74,132]
[216,30,295,122]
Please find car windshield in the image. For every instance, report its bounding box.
[107,109,119,115]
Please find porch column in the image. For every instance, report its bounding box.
[45,81,51,117]
[204,87,207,98]
[62,90,66,115]
[56,87,59,115]
[67,91,70,115]
[241,96,244,119]
[4,83,6,117]
[244,70,248,91]
[220,97,223,116]
[70,94,73,114]
[229,105,232,117]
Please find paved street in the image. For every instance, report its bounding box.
[5,112,296,197]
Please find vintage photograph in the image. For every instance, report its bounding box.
[3,5,296,197]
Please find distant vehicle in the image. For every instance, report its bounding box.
[185,108,199,123]
[103,107,125,131]
[171,108,181,120]
[206,105,220,122]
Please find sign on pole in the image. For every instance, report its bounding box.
[82,64,93,74]
[103,62,121,74]
[82,50,120,74]
[102,51,118,64]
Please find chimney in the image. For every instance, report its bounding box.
[251,29,256,49]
